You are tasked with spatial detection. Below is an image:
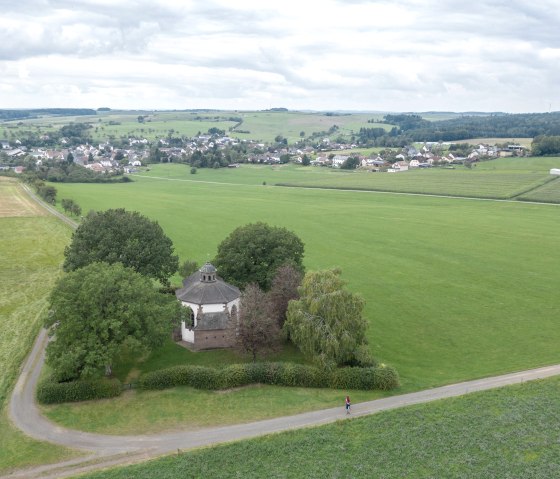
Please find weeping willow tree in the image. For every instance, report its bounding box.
[284,269,372,369]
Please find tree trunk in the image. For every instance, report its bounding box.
[105,364,112,377]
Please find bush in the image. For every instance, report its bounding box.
[37,377,122,404]
[138,362,398,392]
[373,364,400,390]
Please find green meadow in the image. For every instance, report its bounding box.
[276,157,559,200]
[53,162,560,392]
[77,376,560,479]
[2,110,388,144]
[0,180,80,473]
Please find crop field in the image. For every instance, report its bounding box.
[78,376,560,479]
[1,110,387,144]
[518,176,560,203]
[53,163,560,394]
[273,157,559,200]
[0,180,79,473]
[454,137,534,147]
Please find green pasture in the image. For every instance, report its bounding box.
[1,110,388,144]
[53,163,560,394]
[42,383,382,435]
[0,183,80,473]
[77,376,560,479]
[274,157,558,199]
[518,176,560,203]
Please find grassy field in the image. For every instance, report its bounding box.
[52,163,560,392]
[454,137,533,147]
[1,110,388,144]
[0,179,80,473]
[518,176,560,203]
[77,376,560,478]
[274,157,558,199]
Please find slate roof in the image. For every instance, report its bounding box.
[176,271,240,305]
[196,311,230,331]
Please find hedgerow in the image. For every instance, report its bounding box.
[137,362,399,392]
[37,377,122,404]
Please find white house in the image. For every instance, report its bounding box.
[331,155,348,168]
[550,169,560,175]
[175,263,240,350]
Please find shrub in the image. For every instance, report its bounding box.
[220,364,252,389]
[37,377,122,404]
[137,362,399,392]
[373,364,400,390]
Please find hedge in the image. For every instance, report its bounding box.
[37,377,123,404]
[138,362,399,392]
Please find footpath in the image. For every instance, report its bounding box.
[5,183,560,478]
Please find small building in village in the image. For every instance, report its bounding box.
[175,263,240,350]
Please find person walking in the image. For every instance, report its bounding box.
[345,395,351,415]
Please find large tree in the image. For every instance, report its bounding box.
[63,208,178,286]
[236,284,281,360]
[284,269,371,369]
[267,264,302,328]
[213,222,304,290]
[45,262,180,381]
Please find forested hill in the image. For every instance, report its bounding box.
[0,109,97,121]
[393,112,560,141]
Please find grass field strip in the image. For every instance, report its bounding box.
[132,173,560,206]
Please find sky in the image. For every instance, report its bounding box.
[1,0,559,113]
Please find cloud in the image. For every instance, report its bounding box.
[0,0,557,111]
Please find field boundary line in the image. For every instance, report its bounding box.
[130,173,560,206]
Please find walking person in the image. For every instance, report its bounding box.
[345,395,351,415]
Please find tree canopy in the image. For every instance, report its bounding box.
[63,208,178,286]
[213,222,304,290]
[45,262,180,381]
[284,269,371,369]
[236,284,281,360]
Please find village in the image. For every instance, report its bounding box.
[0,132,528,176]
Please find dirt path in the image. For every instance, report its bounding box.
[7,326,560,479]
[5,181,560,478]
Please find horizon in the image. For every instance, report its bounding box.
[2,1,558,113]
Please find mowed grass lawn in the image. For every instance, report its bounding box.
[53,164,560,391]
[78,376,560,479]
[0,179,80,473]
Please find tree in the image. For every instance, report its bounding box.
[179,259,199,278]
[237,284,281,360]
[44,262,180,381]
[301,154,310,166]
[63,208,178,286]
[267,264,302,328]
[71,202,82,217]
[284,269,372,369]
[213,222,305,290]
[341,156,360,169]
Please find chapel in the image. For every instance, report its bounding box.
[175,263,240,350]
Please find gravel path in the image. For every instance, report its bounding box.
[5,182,560,478]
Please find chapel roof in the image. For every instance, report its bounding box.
[175,263,240,305]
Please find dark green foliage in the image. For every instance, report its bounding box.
[36,377,122,404]
[178,259,199,278]
[531,135,560,156]
[214,222,305,290]
[63,208,178,285]
[45,262,181,381]
[36,183,57,204]
[341,156,360,169]
[137,362,395,391]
